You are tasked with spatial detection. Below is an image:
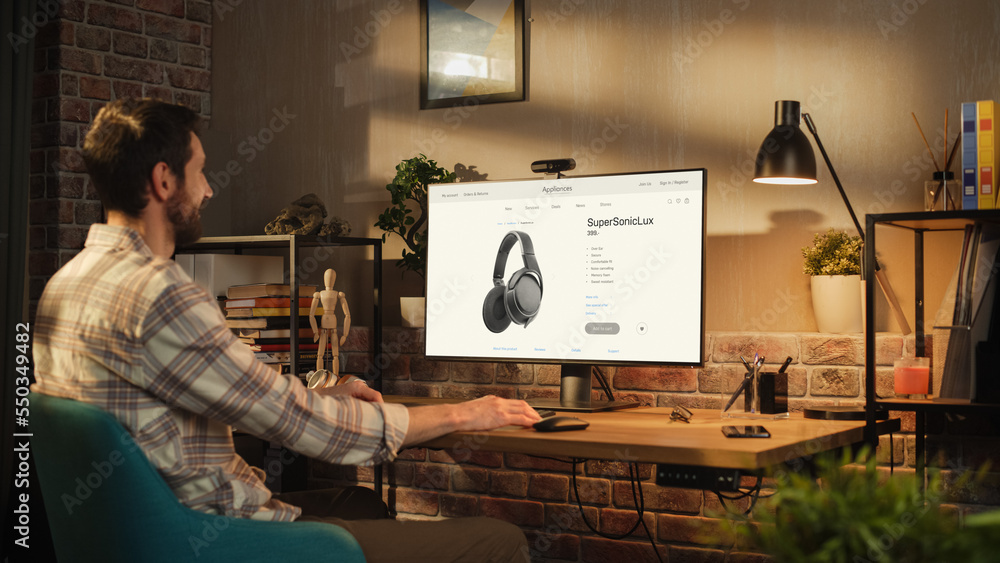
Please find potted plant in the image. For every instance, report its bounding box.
[802,228,864,333]
[375,154,456,327]
[713,448,1000,562]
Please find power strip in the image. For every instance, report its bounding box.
[655,464,742,492]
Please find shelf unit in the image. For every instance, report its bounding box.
[184,234,383,492]
[864,209,1000,483]
[185,234,383,382]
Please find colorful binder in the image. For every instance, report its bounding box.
[962,102,978,210]
[977,100,998,209]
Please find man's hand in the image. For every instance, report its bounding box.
[314,379,383,403]
[402,395,541,447]
[451,395,541,431]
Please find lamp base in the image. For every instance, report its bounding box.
[802,406,888,421]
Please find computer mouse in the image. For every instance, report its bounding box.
[533,416,589,432]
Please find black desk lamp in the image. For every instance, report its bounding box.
[752,100,911,336]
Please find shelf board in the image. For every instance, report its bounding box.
[874,397,1000,414]
[867,209,1000,232]
[180,234,380,251]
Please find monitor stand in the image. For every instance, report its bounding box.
[527,364,640,413]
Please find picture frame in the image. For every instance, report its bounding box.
[420,0,525,110]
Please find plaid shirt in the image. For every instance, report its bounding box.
[32,224,409,521]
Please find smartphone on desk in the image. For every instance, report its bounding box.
[722,425,771,438]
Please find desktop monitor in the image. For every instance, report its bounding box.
[424,168,706,411]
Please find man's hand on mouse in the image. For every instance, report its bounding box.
[402,395,541,447]
[454,395,542,431]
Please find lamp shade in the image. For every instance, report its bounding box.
[753,100,817,185]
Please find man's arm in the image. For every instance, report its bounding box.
[402,395,541,447]
[314,379,382,402]
[148,284,537,464]
[144,286,409,466]
[313,387,541,447]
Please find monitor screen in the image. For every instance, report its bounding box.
[425,168,706,409]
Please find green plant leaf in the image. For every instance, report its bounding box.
[712,448,999,562]
[802,228,863,276]
[374,154,456,279]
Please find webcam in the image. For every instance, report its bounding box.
[530,158,576,175]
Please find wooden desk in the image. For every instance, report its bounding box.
[388,398,900,471]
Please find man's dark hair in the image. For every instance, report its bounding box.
[82,98,201,217]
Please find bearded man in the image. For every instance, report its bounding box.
[32,99,538,563]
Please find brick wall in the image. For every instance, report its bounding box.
[28,0,212,311]
[325,328,1000,562]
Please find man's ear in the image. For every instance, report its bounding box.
[148,161,176,203]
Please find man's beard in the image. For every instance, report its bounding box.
[166,182,204,248]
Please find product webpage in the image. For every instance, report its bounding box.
[425,169,705,365]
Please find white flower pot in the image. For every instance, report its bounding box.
[810,275,863,333]
[400,297,425,328]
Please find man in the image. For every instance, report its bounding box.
[32,98,540,562]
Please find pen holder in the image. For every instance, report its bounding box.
[752,369,762,413]
[745,372,788,415]
[720,371,789,419]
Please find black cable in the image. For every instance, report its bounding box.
[629,462,664,563]
[592,366,614,401]
[715,482,759,500]
[890,431,895,475]
[715,490,754,500]
[571,459,640,539]
[527,454,575,464]
[715,475,759,500]
[570,459,664,563]
[755,490,777,499]
[526,453,665,560]
[715,475,764,516]
[748,477,768,510]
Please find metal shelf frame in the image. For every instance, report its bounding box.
[864,210,1000,484]
[183,234,384,494]
[186,234,383,381]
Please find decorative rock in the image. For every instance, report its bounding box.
[319,215,352,237]
[264,193,327,235]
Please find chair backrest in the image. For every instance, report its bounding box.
[30,392,365,563]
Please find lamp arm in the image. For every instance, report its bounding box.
[802,113,865,241]
[802,113,911,334]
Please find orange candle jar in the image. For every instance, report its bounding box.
[894,357,930,396]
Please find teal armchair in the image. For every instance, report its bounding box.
[30,392,366,563]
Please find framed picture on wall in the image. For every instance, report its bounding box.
[420,0,526,110]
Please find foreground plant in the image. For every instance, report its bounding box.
[717,449,999,562]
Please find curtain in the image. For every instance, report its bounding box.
[2,0,37,558]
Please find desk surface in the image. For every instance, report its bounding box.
[387,397,900,471]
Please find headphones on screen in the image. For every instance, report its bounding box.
[483,231,543,333]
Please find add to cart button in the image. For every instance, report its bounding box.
[584,322,620,335]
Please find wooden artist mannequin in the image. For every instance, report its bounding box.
[309,269,351,385]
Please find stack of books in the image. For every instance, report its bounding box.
[960,100,999,210]
[223,283,320,372]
